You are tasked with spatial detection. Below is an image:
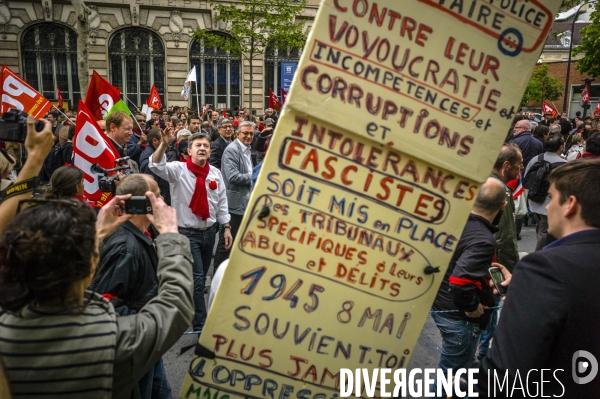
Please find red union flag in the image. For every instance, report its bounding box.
[146,84,162,110]
[281,88,288,104]
[85,70,127,120]
[581,85,591,104]
[0,64,52,118]
[269,88,281,111]
[73,100,119,207]
[542,101,558,119]
[595,102,600,116]
[56,84,63,108]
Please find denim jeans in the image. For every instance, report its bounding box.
[478,295,501,359]
[431,312,482,398]
[138,357,172,399]
[179,225,217,331]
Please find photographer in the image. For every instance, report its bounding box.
[0,115,54,234]
[90,174,172,397]
[0,189,194,397]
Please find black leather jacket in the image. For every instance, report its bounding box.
[89,221,158,315]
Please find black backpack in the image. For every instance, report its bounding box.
[522,154,563,203]
[41,144,71,181]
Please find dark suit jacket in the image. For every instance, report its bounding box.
[209,136,231,170]
[478,229,600,398]
[509,131,544,168]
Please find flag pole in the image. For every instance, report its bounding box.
[51,105,74,125]
[122,95,141,112]
[195,80,200,116]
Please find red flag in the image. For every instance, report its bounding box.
[269,88,281,111]
[0,64,52,118]
[281,88,288,104]
[146,84,162,110]
[542,101,558,119]
[56,84,63,108]
[223,107,227,118]
[581,85,590,104]
[595,102,600,116]
[85,71,123,120]
[72,100,120,207]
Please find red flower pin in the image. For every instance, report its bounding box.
[209,180,218,190]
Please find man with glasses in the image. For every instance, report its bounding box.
[216,121,255,269]
[509,119,543,168]
[209,118,234,170]
[264,108,278,126]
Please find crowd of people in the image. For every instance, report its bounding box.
[432,109,600,397]
[0,105,598,398]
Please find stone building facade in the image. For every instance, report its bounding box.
[0,0,318,112]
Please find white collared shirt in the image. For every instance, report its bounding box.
[236,138,253,174]
[149,155,230,229]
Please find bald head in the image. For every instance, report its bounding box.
[513,120,531,136]
[473,177,506,215]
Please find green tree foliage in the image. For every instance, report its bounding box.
[573,3,600,77]
[521,64,564,107]
[193,0,307,111]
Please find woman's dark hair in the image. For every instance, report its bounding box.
[45,166,83,199]
[67,124,76,141]
[0,200,98,312]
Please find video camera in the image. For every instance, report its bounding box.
[0,109,46,143]
[91,157,132,195]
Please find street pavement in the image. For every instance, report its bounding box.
[164,223,539,397]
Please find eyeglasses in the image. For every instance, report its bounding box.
[17,199,80,214]
[239,131,254,136]
[220,125,233,130]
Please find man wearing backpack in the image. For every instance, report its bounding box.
[523,134,566,250]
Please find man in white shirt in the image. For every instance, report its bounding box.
[149,130,232,332]
[216,121,254,268]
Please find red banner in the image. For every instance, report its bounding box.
[0,64,52,118]
[269,88,281,111]
[72,100,119,207]
[85,70,122,120]
[542,101,558,119]
[595,102,600,116]
[56,84,63,108]
[582,85,591,104]
[146,84,162,110]
[281,88,288,104]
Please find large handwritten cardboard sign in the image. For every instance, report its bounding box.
[181,1,561,398]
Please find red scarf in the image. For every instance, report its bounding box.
[186,157,211,220]
[582,152,600,159]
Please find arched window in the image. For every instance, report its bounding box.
[21,23,80,106]
[264,45,300,108]
[190,33,241,111]
[109,28,165,108]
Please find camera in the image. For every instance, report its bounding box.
[125,196,152,214]
[0,109,46,143]
[91,157,132,195]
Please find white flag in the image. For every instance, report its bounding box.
[186,66,197,83]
